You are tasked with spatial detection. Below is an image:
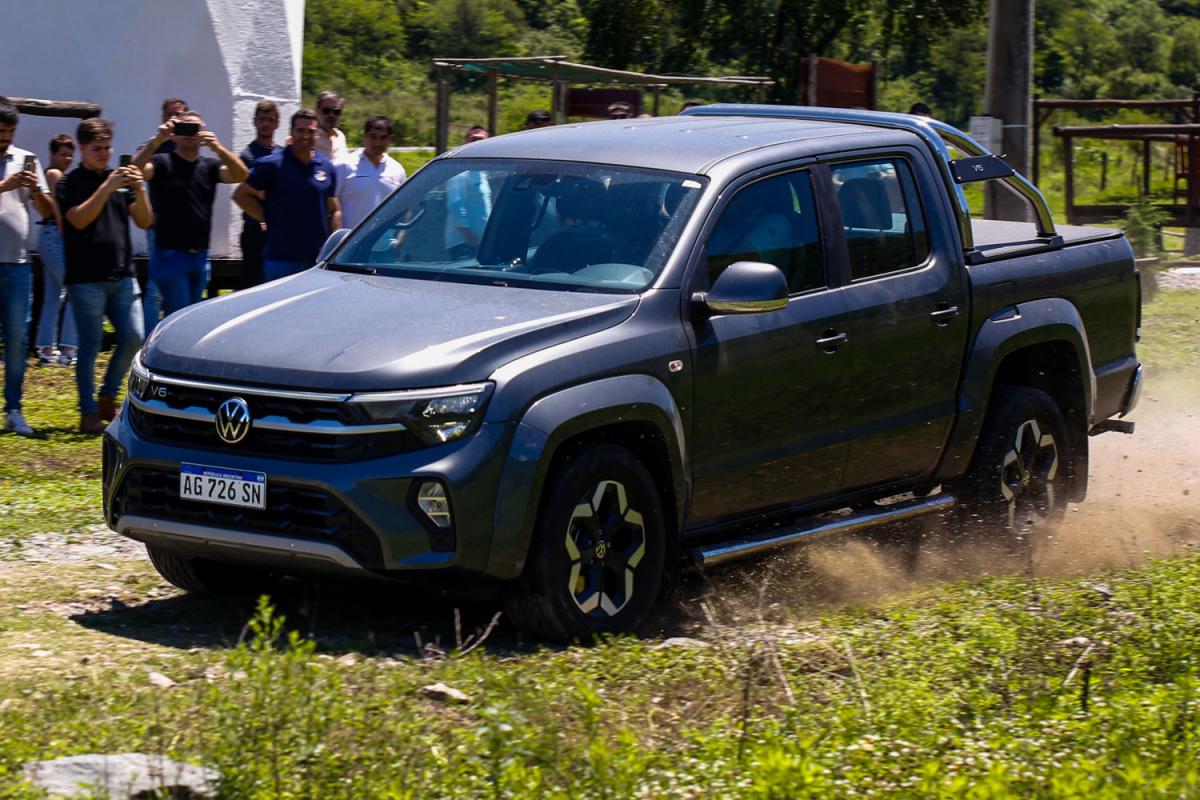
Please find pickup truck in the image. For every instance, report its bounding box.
[102,105,1142,641]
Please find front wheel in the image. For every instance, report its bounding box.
[952,386,1072,556]
[147,545,279,597]
[503,444,667,642]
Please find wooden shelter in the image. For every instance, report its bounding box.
[1053,123,1200,228]
[429,56,773,153]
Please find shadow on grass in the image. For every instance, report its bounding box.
[69,577,534,657]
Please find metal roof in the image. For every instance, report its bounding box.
[441,114,892,174]
[431,56,773,88]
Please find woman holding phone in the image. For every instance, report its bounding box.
[35,134,78,366]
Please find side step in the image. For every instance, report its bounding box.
[690,493,956,568]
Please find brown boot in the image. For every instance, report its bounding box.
[97,396,117,423]
[79,413,107,435]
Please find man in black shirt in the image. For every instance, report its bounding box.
[236,100,281,288]
[58,118,153,433]
[134,111,246,333]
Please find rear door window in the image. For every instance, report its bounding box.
[830,160,929,281]
[705,170,825,294]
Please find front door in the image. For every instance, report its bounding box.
[689,168,852,524]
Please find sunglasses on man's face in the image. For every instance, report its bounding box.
[319,107,342,116]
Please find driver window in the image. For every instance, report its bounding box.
[705,171,824,294]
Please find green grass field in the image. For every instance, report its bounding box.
[0,290,1197,798]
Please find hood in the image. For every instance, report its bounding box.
[142,268,639,390]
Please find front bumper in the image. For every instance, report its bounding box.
[103,410,517,579]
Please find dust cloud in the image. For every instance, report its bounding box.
[678,373,1200,628]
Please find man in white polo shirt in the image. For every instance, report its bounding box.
[335,116,407,229]
[0,97,54,436]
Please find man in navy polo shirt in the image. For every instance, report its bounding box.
[233,109,341,281]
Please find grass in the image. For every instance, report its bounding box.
[0,290,1196,798]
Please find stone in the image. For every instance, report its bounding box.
[22,753,221,799]
[419,682,471,704]
[655,637,712,649]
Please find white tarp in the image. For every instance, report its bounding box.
[7,0,304,258]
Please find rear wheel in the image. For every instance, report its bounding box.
[953,386,1072,557]
[504,444,667,642]
[146,545,279,596]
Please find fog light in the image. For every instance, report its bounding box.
[416,481,452,528]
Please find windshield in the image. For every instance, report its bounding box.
[329,158,706,292]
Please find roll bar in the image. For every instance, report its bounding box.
[681,104,1059,252]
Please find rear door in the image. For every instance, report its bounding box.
[688,166,852,523]
[827,153,969,489]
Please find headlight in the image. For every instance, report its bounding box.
[128,352,150,400]
[349,382,493,446]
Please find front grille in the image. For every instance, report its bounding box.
[127,402,417,461]
[149,381,360,425]
[111,466,385,569]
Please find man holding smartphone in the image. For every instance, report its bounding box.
[0,97,54,436]
[58,118,152,434]
[134,111,246,334]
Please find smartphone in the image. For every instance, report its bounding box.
[119,154,132,168]
[22,155,40,193]
[173,121,200,137]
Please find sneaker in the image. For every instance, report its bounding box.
[4,410,33,437]
[37,347,60,366]
[58,347,77,367]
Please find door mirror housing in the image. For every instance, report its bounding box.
[317,228,353,264]
[692,261,789,316]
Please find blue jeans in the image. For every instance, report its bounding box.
[152,248,209,330]
[68,278,144,415]
[264,260,310,282]
[36,225,77,350]
[0,262,32,412]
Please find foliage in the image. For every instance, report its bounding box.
[302,0,1200,146]
[1119,194,1171,258]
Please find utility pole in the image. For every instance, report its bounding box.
[983,0,1034,221]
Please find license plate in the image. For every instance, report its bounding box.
[180,463,267,510]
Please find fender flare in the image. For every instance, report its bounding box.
[486,374,689,580]
[934,297,1096,484]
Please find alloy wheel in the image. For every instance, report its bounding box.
[999,418,1060,532]
[564,479,647,617]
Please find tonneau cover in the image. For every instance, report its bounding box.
[970,219,1124,261]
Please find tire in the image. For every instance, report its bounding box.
[146,544,278,596]
[503,444,667,642]
[952,385,1072,555]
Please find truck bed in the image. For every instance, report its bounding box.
[969,219,1125,262]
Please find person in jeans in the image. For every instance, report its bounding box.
[133,97,188,334]
[58,118,152,434]
[233,109,340,281]
[35,133,77,367]
[0,97,55,436]
[134,111,246,334]
[237,99,281,288]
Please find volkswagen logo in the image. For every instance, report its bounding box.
[215,397,252,444]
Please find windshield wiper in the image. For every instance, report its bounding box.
[326,263,378,275]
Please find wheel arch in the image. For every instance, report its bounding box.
[936,298,1094,501]
[487,374,688,579]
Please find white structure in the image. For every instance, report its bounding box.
[8,0,305,259]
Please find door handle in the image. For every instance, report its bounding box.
[930,305,960,326]
[815,331,848,352]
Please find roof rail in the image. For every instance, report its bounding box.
[681,104,1059,252]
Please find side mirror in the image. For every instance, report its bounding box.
[692,261,788,316]
[317,228,352,264]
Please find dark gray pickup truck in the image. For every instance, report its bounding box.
[103,105,1141,640]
